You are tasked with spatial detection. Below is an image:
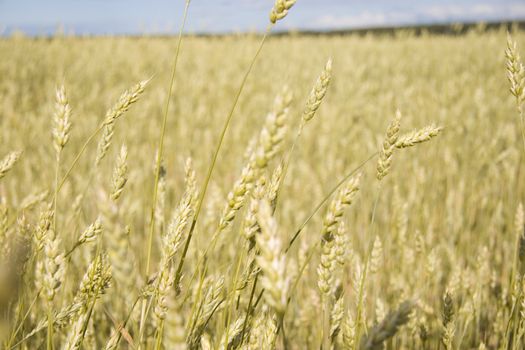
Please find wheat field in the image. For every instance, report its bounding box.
[1,2,525,349]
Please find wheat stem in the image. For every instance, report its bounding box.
[173,25,273,289]
[286,152,378,252]
[138,2,191,345]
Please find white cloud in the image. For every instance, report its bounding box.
[314,2,525,30]
[314,11,416,29]
[422,3,525,21]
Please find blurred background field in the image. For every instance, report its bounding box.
[2,23,525,348]
[1,27,523,240]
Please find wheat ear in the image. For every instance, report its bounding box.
[270,0,297,23]
[395,124,443,148]
[506,33,525,109]
[95,80,148,166]
[0,151,22,180]
[256,200,289,317]
[303,58,332,123]
[377,110,402,181]
[110,145,128,201]
[360,301,414,350]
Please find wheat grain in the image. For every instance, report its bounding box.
[247,309,278,350]
[360,301,414,350]
[254,87,293,170]
[303,58,332,123]
[377,110,401,181]
[342,312,356,350]
[218,161,255,232]
[256,200,289,316]
[395,124,443,148]
[110,145,128,201]
[506,33,525,106]
[187,276,224,348]
[0,151,22,180]
[441,291,455,350]
[369,236,383,274]
[334,221,349,266]
[269,0,296,24]
[242,176,266,245]
[330,295,344,340]
[318,175,360,297]
[52,85,72,155]
[153,266,175,323]
[95,80,148,166]
[77,217,102,245]
[35,226,64,302]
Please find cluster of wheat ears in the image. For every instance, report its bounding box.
[1,0,525,349]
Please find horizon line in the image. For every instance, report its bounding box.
[2,18,525,38]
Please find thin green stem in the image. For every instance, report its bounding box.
[354,259,369,350]
[138,293,156,349]
[517,103,525,154]
[56,124,104,196]
[286,152,378,252]
[276,316,288,350]
[77,297,97,349]
[53,152,60,232]
[46,302,54,350]
[369,183,382,237]
[173,25,273,290]
[47,151,61,350]
[274,121,305,209]
[288,243,317,307]
[511,105,525,288]
[186,266,208,341]
[106,296,140,349]
[322,296,331,350]
[354,183,383,348]
[222,239,246,347]
[145,0,190,279]
[6,290,41,348]
[154,320,165,350]
[64,241,82,259]
[239,271,258,345]
[139,2,191,345]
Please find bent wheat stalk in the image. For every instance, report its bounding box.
[174,0,299,293]
[173,24,274,289]
[274,58,332,209]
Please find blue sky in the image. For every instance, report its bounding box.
[1,0,525,36]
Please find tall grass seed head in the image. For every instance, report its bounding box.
[303,58,332,122]
[270,0,297,24]
[52,85,72,154]
[0,151,22,180]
